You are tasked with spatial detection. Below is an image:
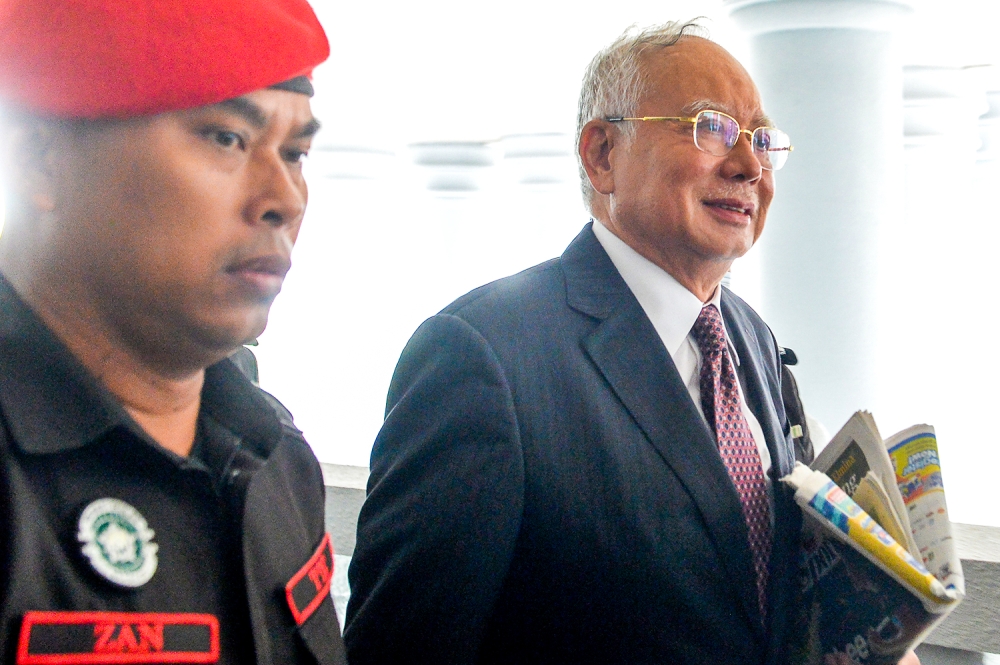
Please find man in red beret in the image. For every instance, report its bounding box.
[0,1,345,663]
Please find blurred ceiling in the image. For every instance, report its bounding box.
[307,0,1000,149]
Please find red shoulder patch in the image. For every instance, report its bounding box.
[285,532,335,626]
[17,611,219,664]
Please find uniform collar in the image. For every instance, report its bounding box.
[0,274,281,458]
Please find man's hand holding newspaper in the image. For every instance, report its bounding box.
[782,411,963,665]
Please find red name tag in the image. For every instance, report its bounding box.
[17,611,219,664]
[285,532,335,626]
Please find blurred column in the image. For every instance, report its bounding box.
[725,0,913,430]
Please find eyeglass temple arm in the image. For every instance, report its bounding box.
[606,116,696,123]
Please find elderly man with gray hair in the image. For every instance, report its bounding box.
[345,22,918,665]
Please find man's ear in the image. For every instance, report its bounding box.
[579,119,619,196]
[5,115,59,214]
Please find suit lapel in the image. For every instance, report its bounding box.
[563,225,765,639]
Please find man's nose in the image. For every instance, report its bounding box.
[248,154,306,228]
[723,130,764,182]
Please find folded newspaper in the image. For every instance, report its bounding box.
[782,411,964,665]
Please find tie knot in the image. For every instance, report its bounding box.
[690,304,726,357]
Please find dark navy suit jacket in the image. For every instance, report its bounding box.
[346,224,801,664]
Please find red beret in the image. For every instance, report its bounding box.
[0,0,330,118]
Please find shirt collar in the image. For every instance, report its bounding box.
[591,220,740,366]
[0,274,281,457]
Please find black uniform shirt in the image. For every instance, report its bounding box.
[0,276,345,664]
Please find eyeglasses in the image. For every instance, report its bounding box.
[606,109,793,171]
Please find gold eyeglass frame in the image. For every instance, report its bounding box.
[606,109,793,170]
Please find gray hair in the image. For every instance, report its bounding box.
[575,21,708,211]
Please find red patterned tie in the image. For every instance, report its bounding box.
[690,304,772,621]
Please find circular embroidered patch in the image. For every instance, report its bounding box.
[77,498,158,588]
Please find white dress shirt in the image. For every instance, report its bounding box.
[592,221,772,478]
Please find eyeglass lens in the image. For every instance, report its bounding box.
[693,111,791,171]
